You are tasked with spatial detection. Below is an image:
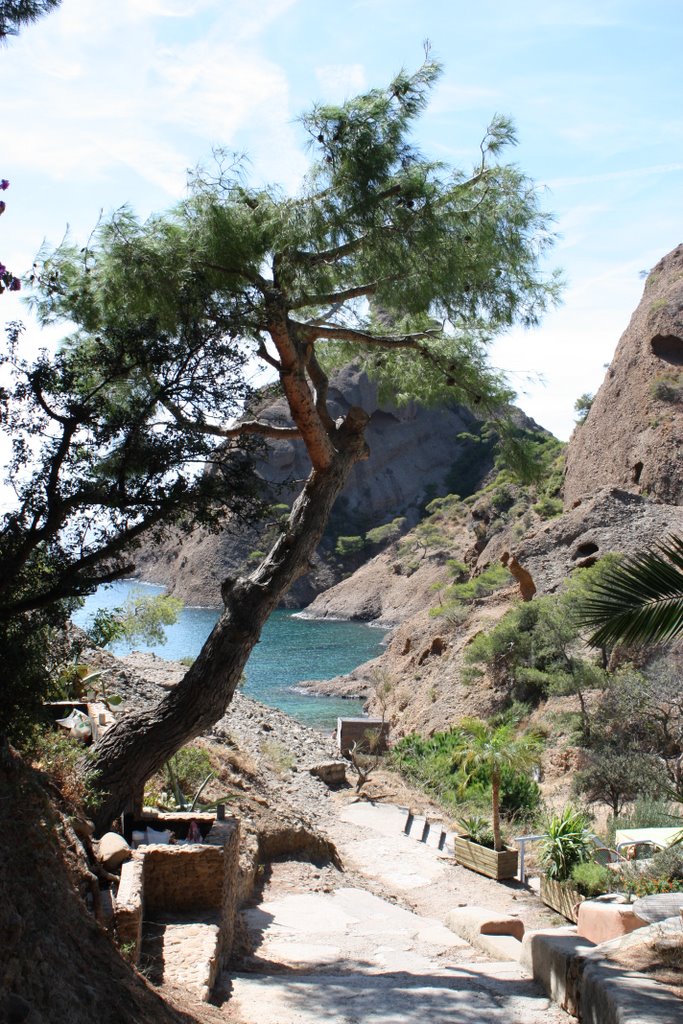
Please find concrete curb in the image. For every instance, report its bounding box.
[522,920,683,1023]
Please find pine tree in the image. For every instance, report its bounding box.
[27,56,560,828]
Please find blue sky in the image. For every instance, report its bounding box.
[1,0,681,439]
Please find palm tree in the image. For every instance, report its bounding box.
[454,718,543,852]
[578,536,683,648]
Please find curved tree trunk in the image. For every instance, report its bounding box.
[90,417,368,833]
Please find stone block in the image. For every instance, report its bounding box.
[337,717,389,756]
[577,899,647,945]
[114,856,144,962]
[407,815,429,842]
[446,905,525,943]
[424,823,445,849]
[307,761,347,785]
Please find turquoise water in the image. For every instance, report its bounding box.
[72,580,386,730]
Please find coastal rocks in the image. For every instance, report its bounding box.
[564,243,683,508]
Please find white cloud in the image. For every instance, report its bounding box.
[315,64,367,97]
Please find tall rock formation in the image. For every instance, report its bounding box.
[135,364,510,607]
[564,243,683,508]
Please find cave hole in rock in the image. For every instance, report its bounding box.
[572,541,599,561]
[632,461,644,484]
[651,334,683,365]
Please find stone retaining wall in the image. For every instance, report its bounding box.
[114,815,240,989]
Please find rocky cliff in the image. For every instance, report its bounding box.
[564,244,683,508]
[135,364,513,607]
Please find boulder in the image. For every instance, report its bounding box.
[96,832,131,871]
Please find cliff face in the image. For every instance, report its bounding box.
[135,364,502,607]
[564,243,683,509]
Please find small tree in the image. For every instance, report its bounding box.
[453,717,542,851]
[573,746,666,817]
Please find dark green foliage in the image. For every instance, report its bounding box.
[463,561,614,711]
[649,844,683,882]
[431,562,510,617]
[578,535,683,646]
[0,601,78,742]
[365,517,407,547]
[335,535,364,557]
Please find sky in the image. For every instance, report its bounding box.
[1,0,682,440]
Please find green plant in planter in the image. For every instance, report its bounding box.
[457,814,495,849]
[571,860,614,897]
[539,806,593,882]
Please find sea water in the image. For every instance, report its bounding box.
[72,580,386,730]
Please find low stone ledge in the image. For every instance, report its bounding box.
[114,855,144,963]
[521,926,595,1016]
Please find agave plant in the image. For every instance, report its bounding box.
[578,535,683,647]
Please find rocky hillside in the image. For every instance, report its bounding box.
[298,247,683,736]
[564,244,683,507]
[134,364,540,607]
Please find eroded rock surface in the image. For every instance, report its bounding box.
[564,243,683,508]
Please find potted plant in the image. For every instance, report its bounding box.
[452,718,543,880]
[539,806,594,920]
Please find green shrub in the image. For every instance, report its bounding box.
[532,495,563,519]
[649,843,683,882]
[650,372,683,403]
[335,535,365,557]
[166,745,213,794]
[606,798,679,846]
[365,517,406,547]
[571,860,613,897]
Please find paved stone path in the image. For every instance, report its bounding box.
[223,801,572,1024]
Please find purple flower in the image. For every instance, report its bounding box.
[0,202,5,216]
[0,263,6,277]
[8,277,21,292]
[0,180,8,191]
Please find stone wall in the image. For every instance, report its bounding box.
[114,815,240,982]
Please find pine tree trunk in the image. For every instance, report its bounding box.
[90,424,367,833]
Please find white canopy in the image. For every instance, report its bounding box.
[615,827,682,849]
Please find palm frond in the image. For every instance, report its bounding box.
[578,536,683,647]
